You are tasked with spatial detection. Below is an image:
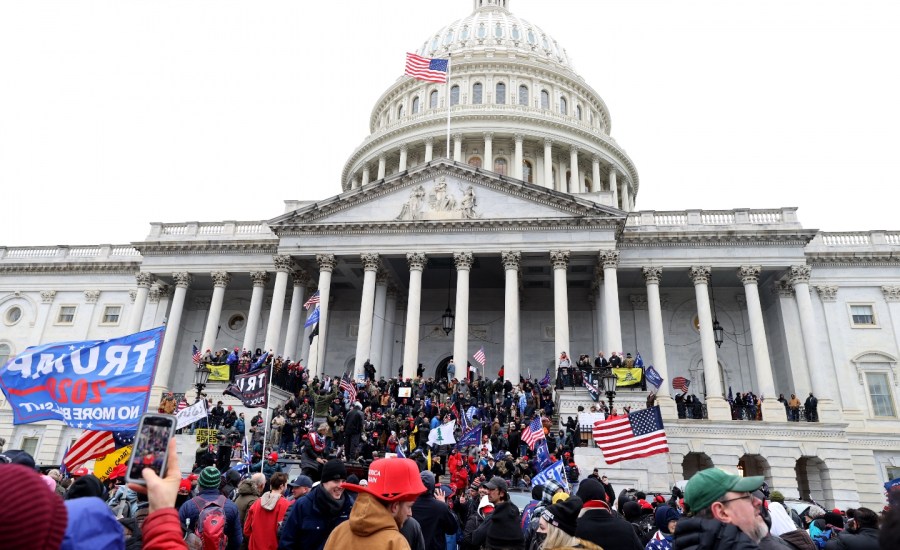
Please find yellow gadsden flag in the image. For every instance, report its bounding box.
[612,367,643,387]
[94,446,132,480]
[409,425,418,452]
[207,364,230,381]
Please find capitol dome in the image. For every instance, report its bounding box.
[341,0,639,212]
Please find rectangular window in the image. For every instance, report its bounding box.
[849,304,876,326]
[101,305,122,325]
[21,436,39,457]
[866,372,896,417]
[56,305,77,324]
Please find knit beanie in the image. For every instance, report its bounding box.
[0,464,68,549]
[542,495,583,536]
[576,478,606,502]
[823,511,844,529]
[486,501,525,546]
[198,466,221,489]
[321,459,347,483]
[622,500,642,522]
[66,474,105,500]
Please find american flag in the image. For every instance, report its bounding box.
[303,290,320,311]
[192,344,202,365]
[521,416,545,450]
[593,406,669,465]
[473,347,486,366]
[63,430,115,470]
[404,52,449,83]
[177,398,189,412]
[672,376,690,394]
[340,374,357,404]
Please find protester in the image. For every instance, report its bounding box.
[279,459,352,550]
[178,465,243,550]
[541,496,601,549]
[244,472,291,550]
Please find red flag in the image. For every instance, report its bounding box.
[63,430,115,470]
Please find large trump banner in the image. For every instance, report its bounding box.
[0,327,165,431]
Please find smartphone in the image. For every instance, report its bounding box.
[125,413,177,485]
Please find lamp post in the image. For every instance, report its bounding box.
[193,364,211,402]
[600,371,618,412]
[442,267,455,335]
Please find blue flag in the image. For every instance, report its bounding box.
[0,327,165,431]
[226,350,239,366]
[305,305,320,328]
[635,353,644,367]
[518,393,526,415]
[456,426,482,449]
[534,439,551,471]
[397,446,406,458]
[532,460,567,489]
[250,352,269,372]
[540,368,551,388]
[645,365,663,391]
[583,377,600,402]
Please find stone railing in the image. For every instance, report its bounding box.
[808,231,900,250]
[147,221,276,240]
[0,244,141,261]
[627,208,799,230]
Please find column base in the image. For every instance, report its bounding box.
[814,399,843,423]
[656,396,678,422]
[705,396,732,421]
[761,400,787,422]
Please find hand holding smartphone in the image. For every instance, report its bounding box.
[125,413,177,485]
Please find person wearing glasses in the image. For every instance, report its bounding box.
[675,468,769,549]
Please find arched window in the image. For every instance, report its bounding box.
[398,104,405,118]
[575,105,582,120]
[566,170,571,185]
[541,89,550,110]
[494,157,508,175]
[496,82,506,104]
[494,23,504,39]
[412,96,420,114]
[511,26,521,40]
[444,30,454,45]
[560,97,568,115]
[430,90,439,109]
[468,156,483,169]
[477,24,487,39]
[431,36,439,52]
[523,160,533,183]
[527,29,536,44]
[450,85,460,106]
[460,26,470,40]
[472,82,483,104]
[518,85,529,106]
[585,178,592,191]
[0,343,10,366]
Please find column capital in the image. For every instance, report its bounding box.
[424,136,434,146]
[689,266,711,285]
[483,132,494,141]
[399,143,408,153]
[148,285,164,303]
[789,265,811,285]
[84,290,100,303]
[136,272,154,288]
[407,252,427,271]
[378,153,386,161]
[292,269,311,286]
[544,137,553,148]
[738,265,761,285]
[514,133,524,143]
[814,285,838,302]
[570,144,579,153]
[550,250,570,270]
[592,154,601,164]
[173,272,192,288]
[882,285,900,302]
[642,266,662,285]
[452,133,463,141]
[376,270,390,285]
[212,271,231,288]
[40,290,57,303]
[316,253,337,273]
[774,280,795,297]
[599,249,619,269]
[273,254,293,272]
[501,251,521,271]
[454,251,474,271]
[361,252,381,272]
[629,294,648,310]
[250,271,269,287]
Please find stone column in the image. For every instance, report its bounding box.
[354,253,381,378]
[282,269,310,360]
[243,271,268,352]
[592,275,603,354]
[452,252,474,377]
[483,132,493,171]
[377,155,386,180]
[815,284,862,417]
[153,272,190,397]
[82,290,101,338]
[369,272,389,378]
[551,250,571,359]
[689,266,730,420]
[263,255,292,354]
[424,137,434,163]
[569,146,580,193]
[201,271,230,353]
[600,250,623,354]
[453,133,463,162]
[350,177,359,190]
[361,166,370,186]
[642,267,672,402]
[402,253,427,379]
[592,156,601,193]
[738,266,782,420]
[313,254,336,377]
[502,251,521,383]
[127,272,154,334]
[775,281,811,397]
[398,145,408,172]
[543,139,553,190]
[610,168,619,208]
[514,134,524,180]
[790,265,837,420]
[621,180,631,211]
[381,288,399,379]
[883,286,900,372]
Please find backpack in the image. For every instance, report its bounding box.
[185,495,228,550]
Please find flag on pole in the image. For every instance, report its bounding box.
[427,449,432,471]
[250,351,269,372]
[340,374,357,404]
[63,430,116,470]
[59,444,70,477]
[521,416,545,450]
[582,378,600,402]
[592,406,669,465]
[531,460,567,489]
[427,420,457,447]
[473,347,486,366]
[645,366,663,392]
[635,353,644,367]
[308,322,319,345]
[672,376,690,394]
[405,53,449,83]
[539,368,551,388]
[192,345,202,365]
[303,290,320,310]
[534,439,551,471]
[241,437,251,464]
[456,426,482,449]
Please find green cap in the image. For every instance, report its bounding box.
[684,468,764,512]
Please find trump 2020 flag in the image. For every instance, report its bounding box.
[0,327,165,431]
[427,419,456,447]
[224,369,269,408]
[456,426,481,449]
[534,439,551,471]
[531,460,567,490]
[593,405,669,465]
[645,365,663,392]
[583,377,600,402]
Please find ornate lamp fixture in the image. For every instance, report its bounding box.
[442,267,455,335]
[710,273,724,348]
[193,362,211,402]
[600,371,618,411]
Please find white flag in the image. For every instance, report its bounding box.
[427,419,457,447]
[176,399,208,429]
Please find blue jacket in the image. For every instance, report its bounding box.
[278,484,353,550]
[61,496,125,550]
[178,487,243,550]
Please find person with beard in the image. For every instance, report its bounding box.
[278,459,352,550]
[574,478,643,550]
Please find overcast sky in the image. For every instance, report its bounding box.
[2,0,899,247]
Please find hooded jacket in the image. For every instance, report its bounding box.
[61,496,125,550]
[244,491,290,550]
[179,487,243,550]
[278,483,353,550]
[673,518,759,550]
[410,489,458,550]
[322,492,410,550]
[823,528,879,550]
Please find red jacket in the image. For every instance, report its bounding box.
[142,508,188,550]
[243,492,290,550]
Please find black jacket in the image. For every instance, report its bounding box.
[411,492,458,550]
[673,518,759,550]
[823,528,879,550]
[575,508,643,550]
[344,408,363,436]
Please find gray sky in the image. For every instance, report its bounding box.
[2,0,899,247]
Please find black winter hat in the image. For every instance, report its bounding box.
[321,459,347,483]
[542,496,583,536]
[65,473,106,500]
[576,478,607,502]
[487,501,525,546]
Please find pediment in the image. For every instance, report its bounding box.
[270,160,625,231]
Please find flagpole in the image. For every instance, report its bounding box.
[445,54,452,159]
[260,364,274,472]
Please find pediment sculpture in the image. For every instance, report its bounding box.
[396,177,479,221]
